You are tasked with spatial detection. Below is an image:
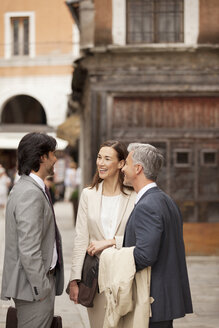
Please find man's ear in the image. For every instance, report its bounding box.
[135,164,143,175]
[40,154,47,163]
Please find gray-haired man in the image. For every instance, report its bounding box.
[122,143,193,328]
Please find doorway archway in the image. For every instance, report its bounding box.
[1,95,47,124]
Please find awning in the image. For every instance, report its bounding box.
[0,132,68,150]
[57,114,80,146]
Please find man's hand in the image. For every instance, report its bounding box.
[69,280,79,304]
[87,239,116,256]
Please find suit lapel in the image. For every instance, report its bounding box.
[114,190,131,234]
[123,206,135,245]
[125,203,136,228]
[95,182,106,239]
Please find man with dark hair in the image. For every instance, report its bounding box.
[1,132,64,328]
[122,143,193,328]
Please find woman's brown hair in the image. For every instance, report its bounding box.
[90,140,130,194]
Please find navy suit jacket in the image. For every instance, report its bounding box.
[123,187,193,322]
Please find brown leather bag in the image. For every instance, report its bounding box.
[78,253,99,307]
[67,252,99,307]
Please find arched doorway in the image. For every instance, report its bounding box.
[1,95,47,124]
[0,95,47,178]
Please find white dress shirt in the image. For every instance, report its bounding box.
[29,173,58,269]
[135,182,157,205]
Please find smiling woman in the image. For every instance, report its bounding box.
[91,140,130,194]
[96,146,122,182]
[68,140,136,328]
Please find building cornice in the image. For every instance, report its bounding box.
[84,44,219,54]
[0,54,76,68]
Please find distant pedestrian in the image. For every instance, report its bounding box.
[1,132,64,328]
[75,166,81,188]
[0,167,11,208]
[122,143,193,328]
[64,161,77,202]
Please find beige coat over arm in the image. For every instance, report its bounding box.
[99,247,153,328]
[70,182,136,281]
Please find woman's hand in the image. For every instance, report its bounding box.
[69,280,79,304]
[87,239,115,256]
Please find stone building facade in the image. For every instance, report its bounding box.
[0,0,80,168]
[68,0,219,253]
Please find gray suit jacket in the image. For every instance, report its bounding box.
[1,175,64,302]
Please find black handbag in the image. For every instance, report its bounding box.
[5,306,62,328]
[51,315,63,328]
[66,252,99,307]
[6,307,17,328]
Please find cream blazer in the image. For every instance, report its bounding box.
[70,182,136,281]
[98,247,152,328]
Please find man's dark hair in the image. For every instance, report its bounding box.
[17,132,57,175]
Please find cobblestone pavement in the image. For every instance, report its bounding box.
[0,202,219,328]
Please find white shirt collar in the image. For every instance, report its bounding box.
[29,172,45,192]
[135,182,157,204]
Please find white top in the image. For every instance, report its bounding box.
[64,168,77,188]
[101,195,121,239]
[135,182,157,204]
[29,173,58,269]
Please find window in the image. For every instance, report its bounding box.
[174,149,191,167]
[11,17,29,56]
[4,12,35,58]
[126,0,184,44]
[201,150,217,167]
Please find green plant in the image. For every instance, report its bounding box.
[70,189,79,201]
